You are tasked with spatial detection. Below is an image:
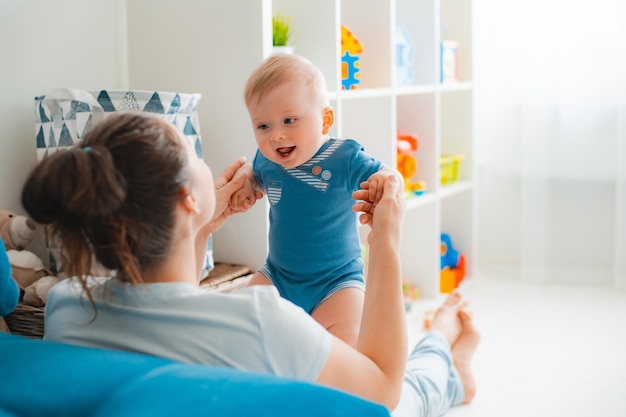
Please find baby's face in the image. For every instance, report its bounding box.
[247,78,329,168]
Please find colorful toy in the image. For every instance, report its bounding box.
[395,21,414,86]
[402,279,420,311]
[440,233,465,293]
[423,309,436,330]
[440,40,459,83]
[439,153,465,185]
[341,25,362,90]
[397,130,427,196]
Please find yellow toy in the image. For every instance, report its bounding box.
[341,25,362,90]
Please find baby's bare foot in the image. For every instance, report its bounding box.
[452,309,480,403]
[429,292,468,346]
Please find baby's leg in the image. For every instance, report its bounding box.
[311,287,364,347]
[246,271,273,286]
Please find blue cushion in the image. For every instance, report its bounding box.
[0,239,19,316]
[0,333,389,417]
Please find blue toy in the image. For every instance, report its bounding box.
[440,233,466,293]
[1,238,20,317]
[341,25,362,90]
[395,21,414,86]
[440,233,459,270]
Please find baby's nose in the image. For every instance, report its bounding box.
[272,129,286,142]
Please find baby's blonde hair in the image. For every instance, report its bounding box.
[244,53,329,108]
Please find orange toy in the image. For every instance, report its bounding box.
[397,130,419,193]
[440,233,466,293]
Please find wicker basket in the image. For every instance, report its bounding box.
[5,303,45,339]
[200,263,252,291]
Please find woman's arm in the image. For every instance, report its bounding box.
[316,175,407,410]
[194,157,250,278]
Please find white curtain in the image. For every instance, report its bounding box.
[475,0,626,287]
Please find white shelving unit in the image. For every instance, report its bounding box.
[125,0,475,298]
[269,0,475,297]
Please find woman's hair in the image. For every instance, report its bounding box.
[22,112,190,293]
[244,53,329,108]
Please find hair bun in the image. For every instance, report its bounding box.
[66,145,127,223]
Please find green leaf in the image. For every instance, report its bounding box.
[272,13,294,46]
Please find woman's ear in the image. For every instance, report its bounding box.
[322,106,335,134]
[180,185,201,215]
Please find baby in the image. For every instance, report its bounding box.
[233,53,403,346]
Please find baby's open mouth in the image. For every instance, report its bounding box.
[277,146,295,157]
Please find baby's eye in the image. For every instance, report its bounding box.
[283,118,296,125]
[257,123,270,131]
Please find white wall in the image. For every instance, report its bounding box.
[0,0,127,257]
[0,0,269,267]
[474,0,626,287]
[124,0,269,268]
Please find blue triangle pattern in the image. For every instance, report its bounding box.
[38,102,50,123]
[48,126,57,148]
[35,89,208,276]
[36,89,203,153]
[194,139,203,158]
[79,113,94,138]
[167,93,181,114]
[58,123,74,146]
[120,91,140,111]
[183,116,197,135]
[36,126,45,149]
[97,91,116,111]
[143,92,165,113]
[65,100,87,121]
[72,100,90,113]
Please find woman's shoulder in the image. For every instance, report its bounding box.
[49,276,108,296]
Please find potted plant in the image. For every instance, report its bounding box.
[272,13,294,54]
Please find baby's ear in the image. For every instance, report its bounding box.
[322,106,334,134]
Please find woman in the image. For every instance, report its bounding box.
[22,112,478,415]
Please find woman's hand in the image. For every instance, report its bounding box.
[352,175,406,241]
[209,157,250,233]
[195,157,250,278]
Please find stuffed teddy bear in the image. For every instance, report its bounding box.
[0,210,59,308]
[0,238,20,333]
[0,210,36,250]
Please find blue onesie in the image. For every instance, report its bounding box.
[253,138,385,313]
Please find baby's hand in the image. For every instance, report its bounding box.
[230,164,264,212]
[366,168,403,206]
[352,175,405,237]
